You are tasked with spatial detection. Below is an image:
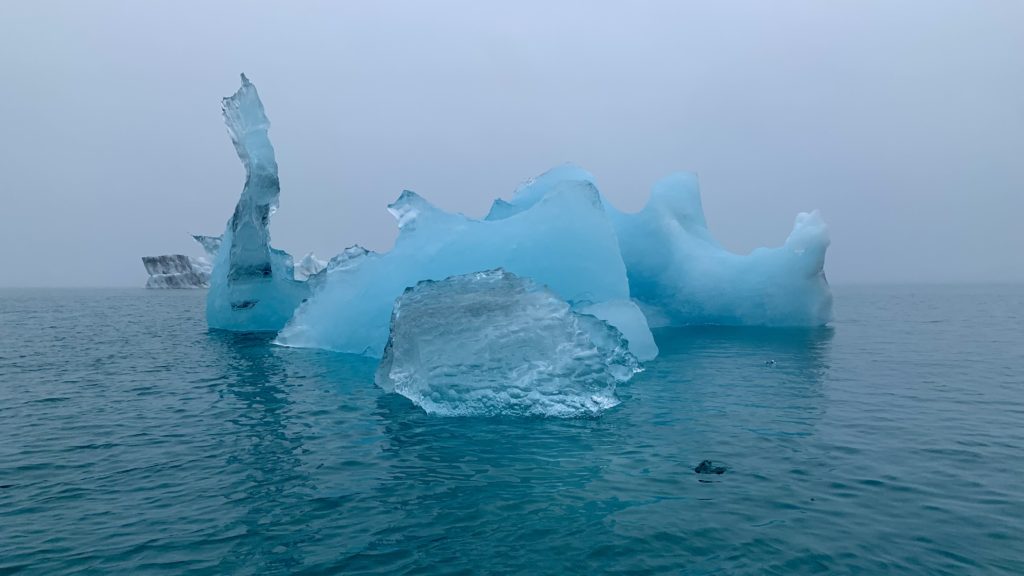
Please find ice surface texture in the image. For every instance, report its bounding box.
[486,165,833,327]
[277,179,658,360]
[206,75,309,331]
[294,252,327,281]
[142,254,210,289]
[375,269,639,417]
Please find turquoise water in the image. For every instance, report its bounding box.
[1,285,1021,574]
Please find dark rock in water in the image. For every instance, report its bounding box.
[694,460,726,475]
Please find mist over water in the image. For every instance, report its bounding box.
[1,2,1022,286]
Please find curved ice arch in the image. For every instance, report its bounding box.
[487,165,833,327]
[276,180,658,359]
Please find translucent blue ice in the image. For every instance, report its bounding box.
[206,75,309,332]
[203,75,829,350]
[487,166,833,327]
[276,180,658,359]
[375,269,639,417]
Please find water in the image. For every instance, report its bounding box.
[1,285,1021,574]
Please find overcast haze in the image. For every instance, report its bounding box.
[1,1,1021,287]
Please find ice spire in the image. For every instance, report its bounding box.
[206,74,309,331]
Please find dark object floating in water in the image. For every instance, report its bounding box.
[694,460,726,475]
[765,359,776,367]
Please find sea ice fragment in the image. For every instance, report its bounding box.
[293,252,327,281]
[375,269,639,417]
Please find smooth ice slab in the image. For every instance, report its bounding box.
[206,75,309,331]
[277,179,657,359]
[487,166,833,327]
[375,269,639,417]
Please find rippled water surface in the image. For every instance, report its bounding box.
[1,285,1022,574]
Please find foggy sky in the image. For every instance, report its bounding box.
[1,1,1021,287]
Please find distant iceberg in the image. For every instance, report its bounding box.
[142,254,211,289]
[142,234,221,289]
[375,269,638,417]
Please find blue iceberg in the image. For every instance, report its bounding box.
[375,269,638,417]
[200,75,832,415]
[276,178,658,360]
[206,75,310,332]
[142,254,211,289]
[486,166,833,327]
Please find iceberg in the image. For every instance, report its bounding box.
[486,166,833,327]
[142,254,211,289]
[141,234,223,289]
[293,252,327,281]
[192,234,222,258]
[610,173,832,326]
[277,179,658,360]
[375,269,639,417]
[196,74,829,368]
[206,75,310,332]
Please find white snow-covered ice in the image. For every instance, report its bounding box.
[142,254,211,289]
[142,234,223,289]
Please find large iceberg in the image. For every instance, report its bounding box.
[276,179,658,360]
[197,74,830,388]
[486,166,833,327]
[375,269,638,417]
[206,75,310,332]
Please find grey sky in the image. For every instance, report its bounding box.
[1,1,1021,287]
